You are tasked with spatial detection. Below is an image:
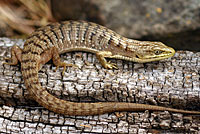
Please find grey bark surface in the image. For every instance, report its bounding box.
[0,38,200,133]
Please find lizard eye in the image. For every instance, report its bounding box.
[154,50,162,55]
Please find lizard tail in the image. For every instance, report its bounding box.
[21,61,200,115]
[22,62,117,115]
[112,102,200,115]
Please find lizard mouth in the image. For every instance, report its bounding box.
[144,51,174,59]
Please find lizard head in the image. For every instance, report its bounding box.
[124,40,175,63]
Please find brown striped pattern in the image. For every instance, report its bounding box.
[18,21,199,115]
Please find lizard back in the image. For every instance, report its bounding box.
[23,21,126,55]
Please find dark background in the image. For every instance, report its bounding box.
[1,0,200,51]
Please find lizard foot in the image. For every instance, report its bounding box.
[104,61,118,69]
[54,62,78,75]
[3,57,18,65]
[3,45,22,66]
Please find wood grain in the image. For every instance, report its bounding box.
[0,38,200,133]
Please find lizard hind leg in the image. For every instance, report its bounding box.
[3,45,22,65]
[51,47,77,75]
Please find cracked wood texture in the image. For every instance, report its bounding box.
[0,37,200,133]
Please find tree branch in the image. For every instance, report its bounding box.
[0,38,200,133]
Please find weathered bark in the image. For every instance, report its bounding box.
[0,38,200,133]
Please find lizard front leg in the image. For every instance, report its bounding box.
[96,51,118,69]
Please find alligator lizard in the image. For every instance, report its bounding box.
[4,21,200,115]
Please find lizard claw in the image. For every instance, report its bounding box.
[54,62,78,75]
[4,57,11,61]
[105,61,118,69]
[3,57,18,65]
[54,62,66,75]
[3,57,10,65]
